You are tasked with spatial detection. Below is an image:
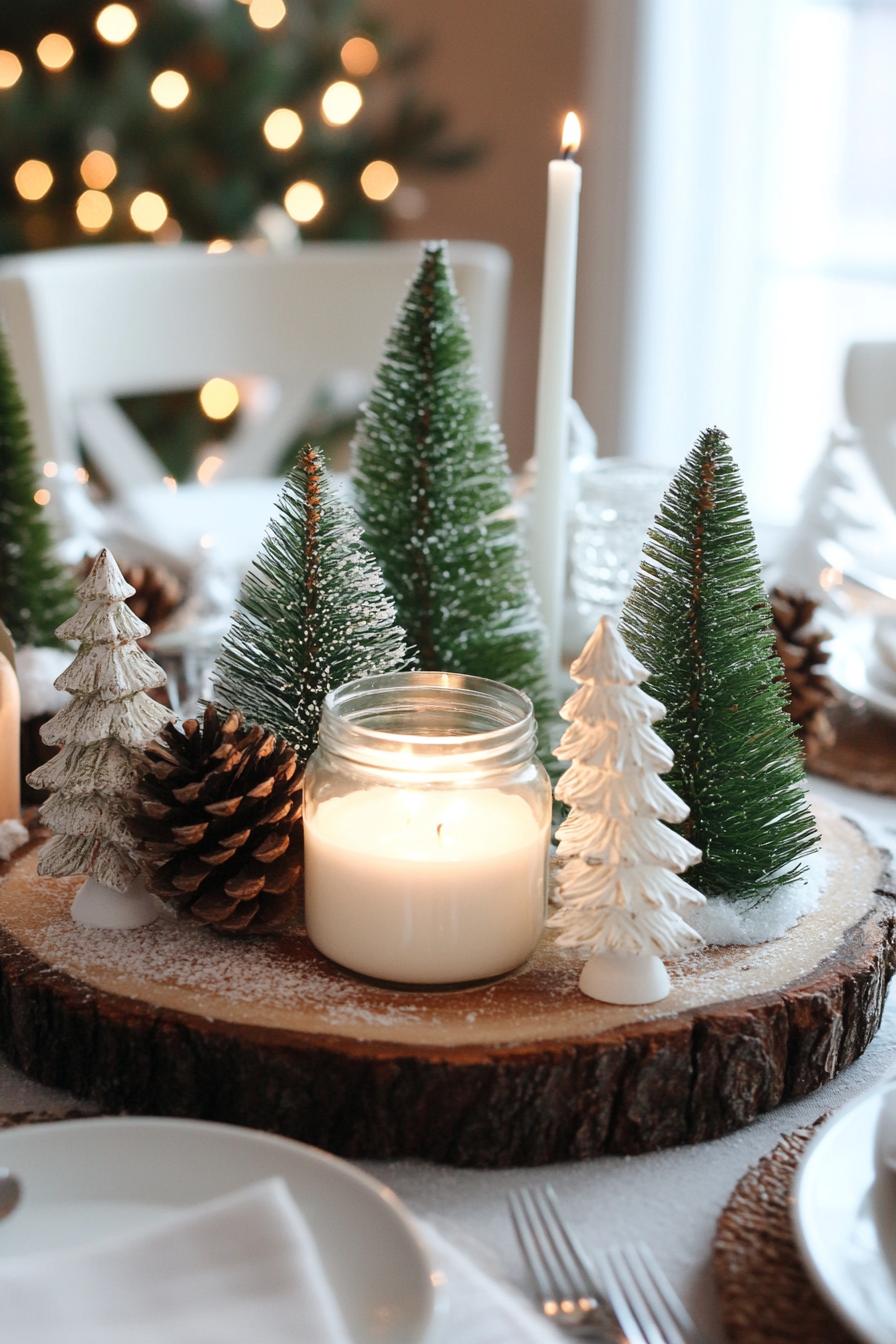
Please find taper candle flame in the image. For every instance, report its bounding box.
[561,111,581,158]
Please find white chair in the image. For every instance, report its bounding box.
[843,341,896,514]
[0,241,510,570]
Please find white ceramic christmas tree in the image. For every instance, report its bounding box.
[27,549,175,929]
[549,618,705,1005]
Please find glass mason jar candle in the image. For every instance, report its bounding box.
[303,671,552,985]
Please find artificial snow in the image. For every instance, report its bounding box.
[15,645,70,720]
[0,819,28,861]
[686,847,827,947]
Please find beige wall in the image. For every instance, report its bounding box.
[372,0,591,466]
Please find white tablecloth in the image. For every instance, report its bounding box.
[2,775,893,1343]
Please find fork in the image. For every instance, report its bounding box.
[508,1184,619,1338]
[594,1241,707,1344]
[509,1184,705,1344]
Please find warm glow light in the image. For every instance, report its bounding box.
[130,190,168,232]
[36,33,74,71]
[819,565,843,592]
[162,474,177,491]
[150,69,190,109]
[43,461,58,477]
[207,238,232,254]
[199,378,240,420]
[321,80,362,126]
[248,0,286,30]
[340,36,378,76]
[561,110,582,156]
[95,4,138,44]
[14,160,53,201]
[33,488,51,507]
[199,532,215,549]
[74,466,90,484]
[76,189,113,232]
[0,51,22,89]
[80,149,117,189]
[197,453,224,485]
[263,107,302,150]
[360,159,398,201]
[283,179,324,223]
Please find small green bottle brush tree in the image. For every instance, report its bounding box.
[352,241,556,766]
[620,427,818,905]
[0,328,74,649]
[213,443,410,771]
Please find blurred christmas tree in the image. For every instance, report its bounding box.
[0,0,475,254]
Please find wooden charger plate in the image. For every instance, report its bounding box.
[0,800,893,1167]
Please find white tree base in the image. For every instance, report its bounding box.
[72,875,161,930]
[579,951,671,1005]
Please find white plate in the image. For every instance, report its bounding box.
[0,1117,435,1344]
[793,1089,896,1344]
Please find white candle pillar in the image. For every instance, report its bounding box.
[0,650,21,823]
[530,111,582,680]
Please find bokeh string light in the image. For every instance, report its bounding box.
[76,189,113,232]
[0,51,22,89]
[321,80,362,127]
[199,379,240,420]
[150,69,190,109]
[340,37,378,77]
[207,238,232,254]
[360,160,399,202]
[80,150,117,189]
[248,0,286,31]
[283,179,324,223]
[95,4,138,45]
[130,190,168,233]
[14,160,53,202]
[36,33,74,71]
[263,107,302,150]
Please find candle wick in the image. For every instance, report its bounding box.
[561,146,576,161]
[436,823,444,842]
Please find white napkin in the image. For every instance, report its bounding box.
[0,1178,349,1344]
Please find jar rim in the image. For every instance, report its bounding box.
[318,671,537,773]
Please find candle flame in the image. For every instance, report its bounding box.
[561,111,582,156]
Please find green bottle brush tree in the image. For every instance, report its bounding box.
[620,427,818,906]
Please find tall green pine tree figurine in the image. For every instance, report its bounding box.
[352,242,555,761]
[0,328,74,648]
[620,427,818,906]
[213,444,410,769]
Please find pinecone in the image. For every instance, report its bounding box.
[132,704,303,934]
[79,557,184,631]
[770,587,836,757]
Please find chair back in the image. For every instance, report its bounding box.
[0,240,510,491]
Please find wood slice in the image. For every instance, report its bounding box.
[0,801,893,1168]
[810,700,896,796]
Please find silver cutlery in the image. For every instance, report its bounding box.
[0,1168,21,1221]
[509,1183,705,1344]
[508,1184,618,1338]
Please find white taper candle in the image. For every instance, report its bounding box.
[530,111,582,680]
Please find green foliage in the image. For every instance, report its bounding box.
[212,444,410,769]
[619,427,818,903]
[0,0,478,254]
[352,242,556,765]
[0,328,74,648]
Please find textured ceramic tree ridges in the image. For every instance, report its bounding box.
[27,549,174,892]
[549,617,703,965]
[212,444,409,771]
[620,427,818,904]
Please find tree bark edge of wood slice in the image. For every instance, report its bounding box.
[0,802,893,1168]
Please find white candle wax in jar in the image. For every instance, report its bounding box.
[530,111,583,679]
[305,784,548,984]
[302,671,552,986]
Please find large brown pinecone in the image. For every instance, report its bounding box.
[132,704,303,934]
[770,587,836,757]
